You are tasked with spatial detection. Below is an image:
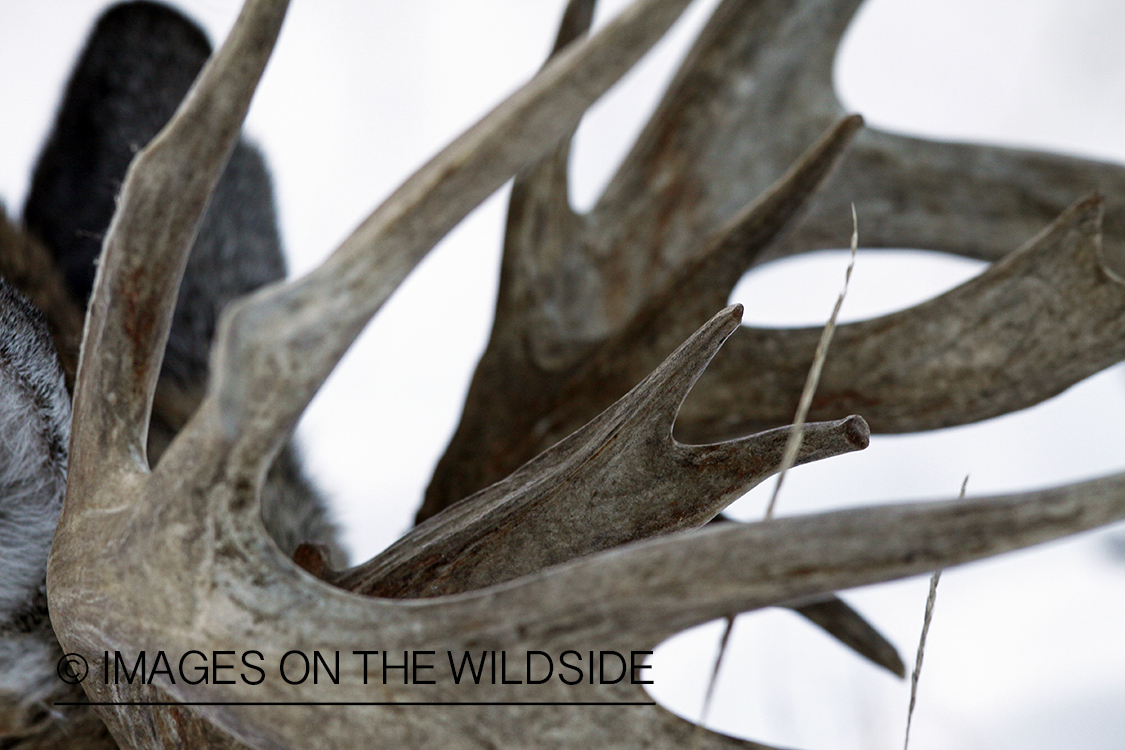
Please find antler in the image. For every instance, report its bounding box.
[425,0,1125,512]
[42,0,1125,748]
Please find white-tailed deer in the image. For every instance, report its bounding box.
[1,1,1124,748]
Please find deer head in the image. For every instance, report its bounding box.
[0,0,1123,748]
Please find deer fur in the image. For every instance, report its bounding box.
[0,282,68,624]
[0,280,70,740]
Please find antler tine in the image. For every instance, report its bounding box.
[553,0,597,56]
[204,0,695,478]
[494,0,593,356]
[679,194,1125,440]
[683,115,865,312]
[594,0,1125,274]
[588,0,862,295]
[68,0,288,488]
[786,595,906,677]
[331,307,868,598]
[596,113,865,369]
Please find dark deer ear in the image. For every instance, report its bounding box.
[23,1,213,305]
[22,0,286,389]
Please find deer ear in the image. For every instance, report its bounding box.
[22,1,286,390]
[23,1,214,305]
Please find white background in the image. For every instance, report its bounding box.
[2,1,1125,748]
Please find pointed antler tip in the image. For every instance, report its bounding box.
[711,303,745,339]
[842,414,870,449]
[1064,192,1106,236]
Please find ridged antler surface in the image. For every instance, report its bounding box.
[0,0,1116,748]
[424,0,1125,513]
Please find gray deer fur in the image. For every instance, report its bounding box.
[0,281,71,735]
[0,3,341,741]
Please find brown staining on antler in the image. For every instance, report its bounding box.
[64,0,289,488]
[47,0,292,744]
[426,0,1125,516]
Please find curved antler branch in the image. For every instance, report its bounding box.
[68,0,288,490]
[206,0,696,475]
[775,129,1125,269]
